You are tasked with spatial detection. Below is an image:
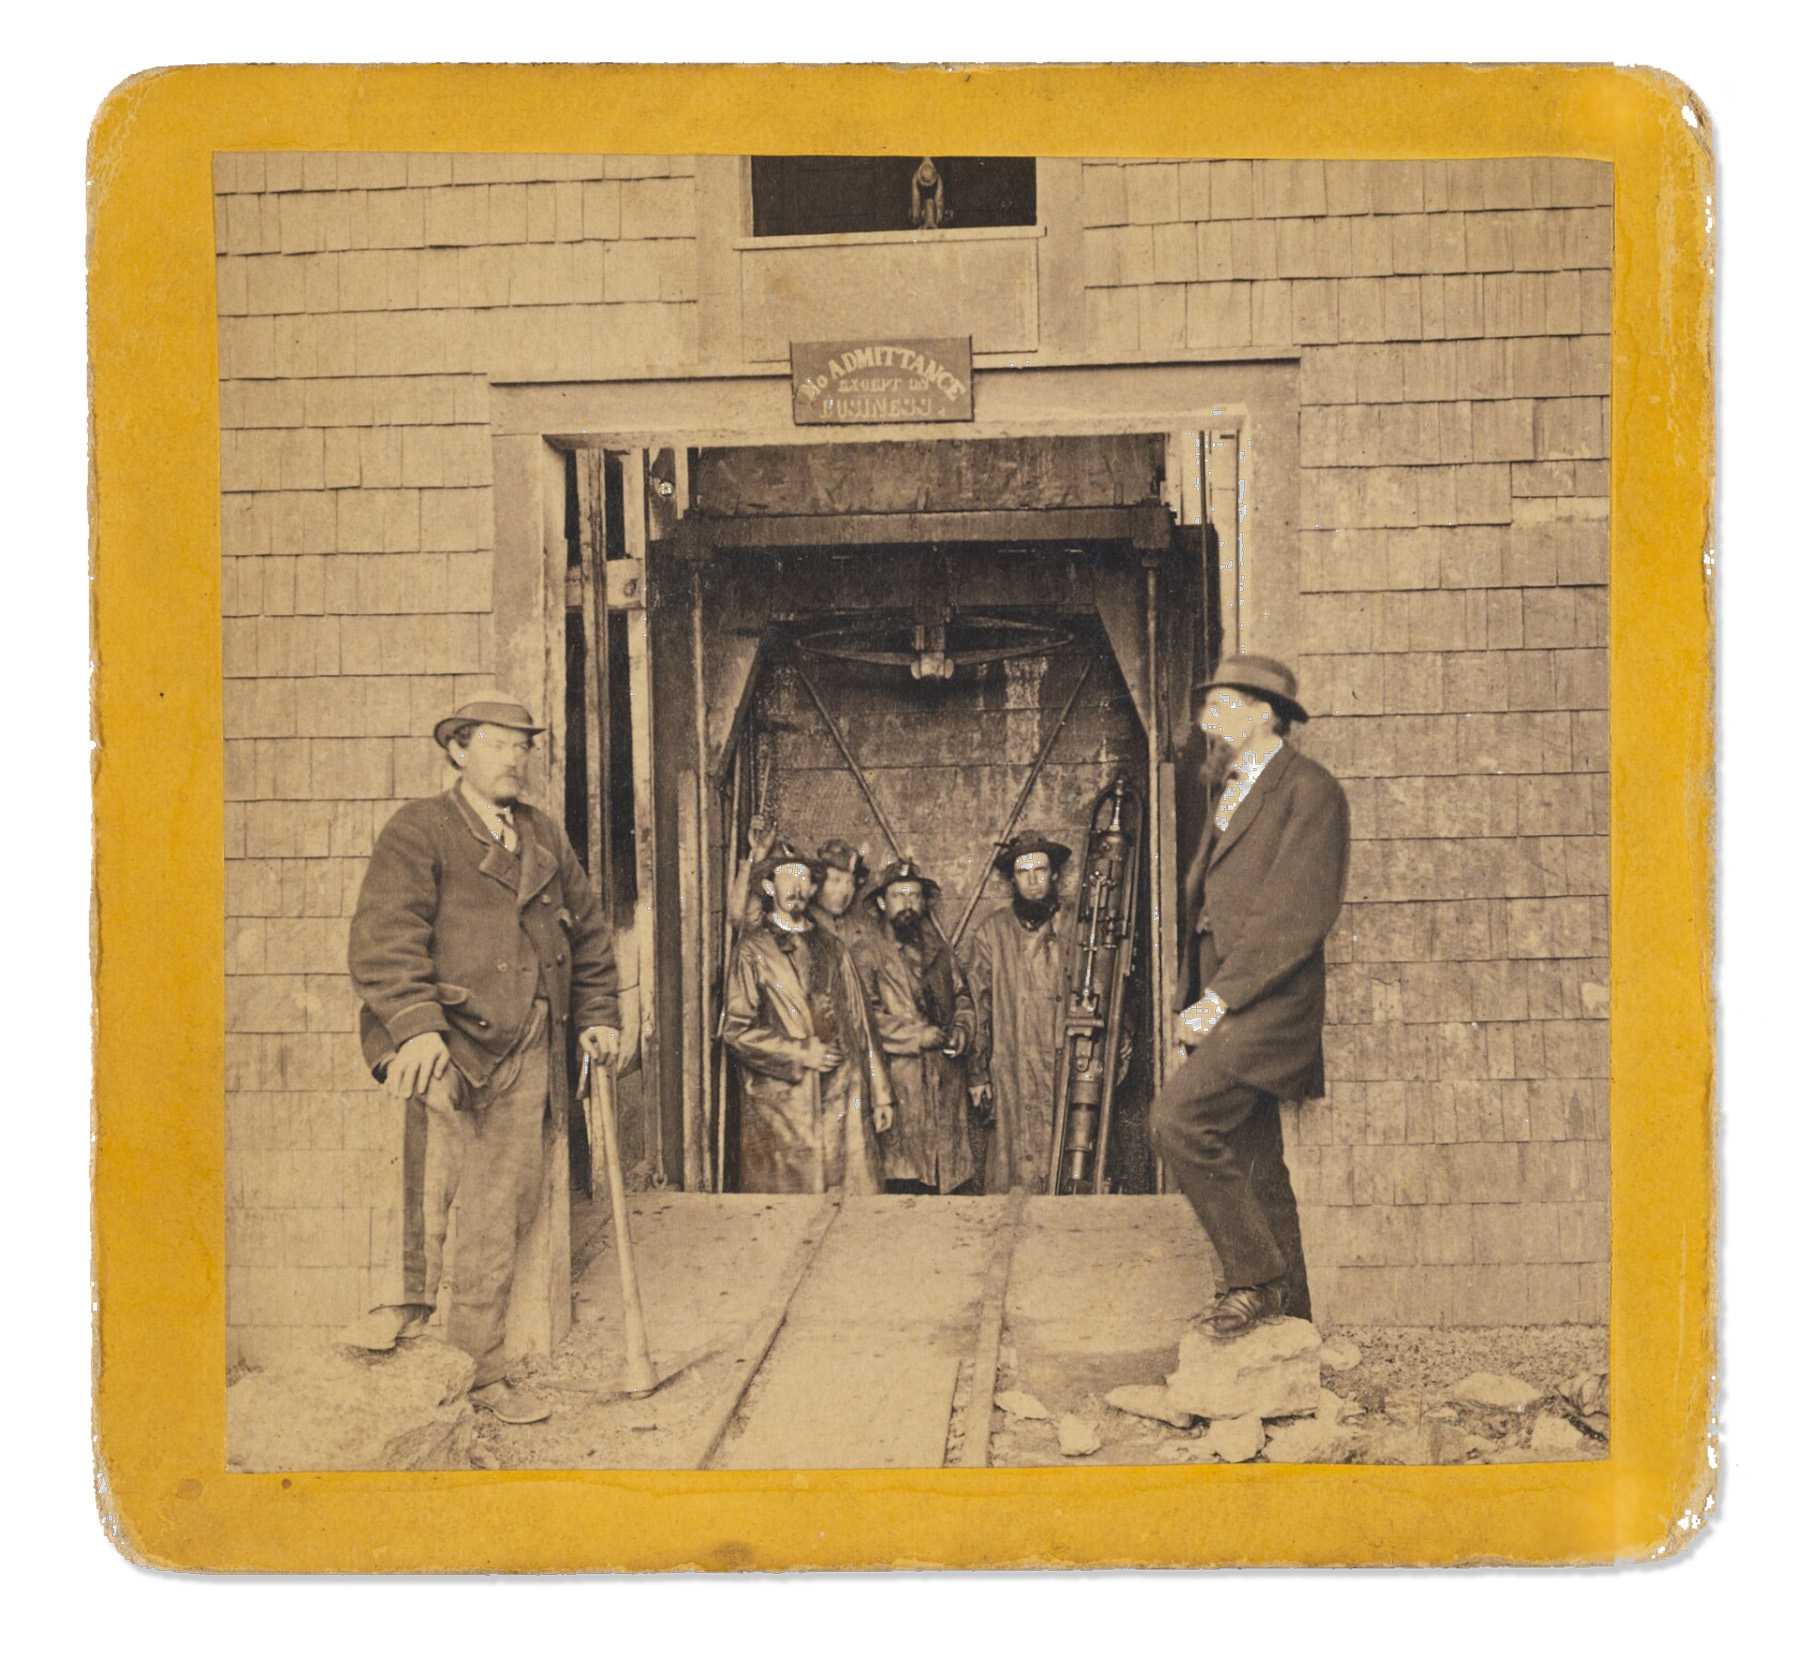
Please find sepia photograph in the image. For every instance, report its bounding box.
[210,146,1618,1476]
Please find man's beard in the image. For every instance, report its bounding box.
[1012,892,1059,928]
[889,909,925,944]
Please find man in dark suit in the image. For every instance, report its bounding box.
[345,696,622,1423]
[1151,656,1350,1338]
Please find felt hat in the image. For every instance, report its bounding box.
[994,832,1073,878]
[816,838,868,883]
[751,839,826,889]
[1197,654,1310,723]
[864,856,941,905]
[433,696,546,749]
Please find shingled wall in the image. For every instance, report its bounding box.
[217,154,1610,1365]
[1080,158,1612,1326]
[216,154,699,1367]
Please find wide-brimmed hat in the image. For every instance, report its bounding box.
[751,839,826,889]
[433,696,546,749]
[1197,654,1309,723]
[816,838,868,883]
[994,832,1073,878]
[864,857,941,904]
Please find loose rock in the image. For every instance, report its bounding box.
[1058,1416,1102,1457]
[1452,1371,1542,1412]
[1204,1415,1265,1463]
[1166,1317,1323,1422]
[1156,1440,1217,1463]
[1529,1414,1589,1457]
[1263,1415,1362,1464]
[1557,1370,1610,1418]
[1319,1335,1362,1372]
[1357,1419,1482,1466]
[227,1339,478,1472]
[1106,1384,1197,1429]
[994,1389,1050,1420]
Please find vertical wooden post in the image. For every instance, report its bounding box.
[688,560,715,1194]
[493,435,573,1362]
[1208,429,1242,658]
[621,453,666,1185]
[578,449,610,883]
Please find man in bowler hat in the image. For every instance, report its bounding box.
[965,832,1073,1194]
[346,697,622,1423]
[1151,657,1350,1338]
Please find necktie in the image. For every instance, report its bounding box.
[494,807,517,852]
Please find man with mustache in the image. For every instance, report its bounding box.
[722,841,892,1193]
[855,858,978,1195]
[1152,656,1350,1339]
[964,832,1073,1194]
[344,697,622,1425]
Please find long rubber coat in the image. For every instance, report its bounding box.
[964,907,1067,1193]
[722,922,888,1194]
[855,920,978,1191]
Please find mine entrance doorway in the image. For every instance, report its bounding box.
[566,430,1221,1198]
[710,539,1162,1195]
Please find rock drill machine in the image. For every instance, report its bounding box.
[1047,775,1143,1194]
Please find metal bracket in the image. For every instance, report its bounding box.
[605,559,647,611]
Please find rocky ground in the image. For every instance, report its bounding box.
[988,1322,1610,1468]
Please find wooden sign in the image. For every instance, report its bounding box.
[791,337,975,425]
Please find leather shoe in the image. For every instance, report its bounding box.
[339,1305,427,1352]
[1199,1283,1285,1339]
[470,1381,552,1426]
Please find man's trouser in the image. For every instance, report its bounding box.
[1150,1049,1312,1321]
[374,1004,550,1386]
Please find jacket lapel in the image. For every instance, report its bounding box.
[515,810,556,907]
[1208,743,1295,871]
[450,784,521,893]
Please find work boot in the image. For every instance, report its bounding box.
[470,1380,552,1426]
[1199,1283,1286,1339]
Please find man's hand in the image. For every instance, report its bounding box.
[579,1025,622,1069]
[385,1031,451,1104]
[1175,991,1228,1048]
[874,1104,895,1134]
[968,1082,994,1118]
[803,1040,845,1074]
[939,1026,968,1060]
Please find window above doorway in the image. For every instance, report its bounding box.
[749,156,1038,239]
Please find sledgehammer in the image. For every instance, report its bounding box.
[580,1054,661,1396]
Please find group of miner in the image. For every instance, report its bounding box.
[720,829,1070,1202]
[339,655,1348,1425]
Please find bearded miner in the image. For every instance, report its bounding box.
[965,832,1074,1194]
[855,858,979,1195]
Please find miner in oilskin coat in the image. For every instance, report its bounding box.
[722,841,893,1193]
[855,858,979,1195]
[1150,656,1350,1340]
[964,831,1074,1195]
[345,697,622,1426]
